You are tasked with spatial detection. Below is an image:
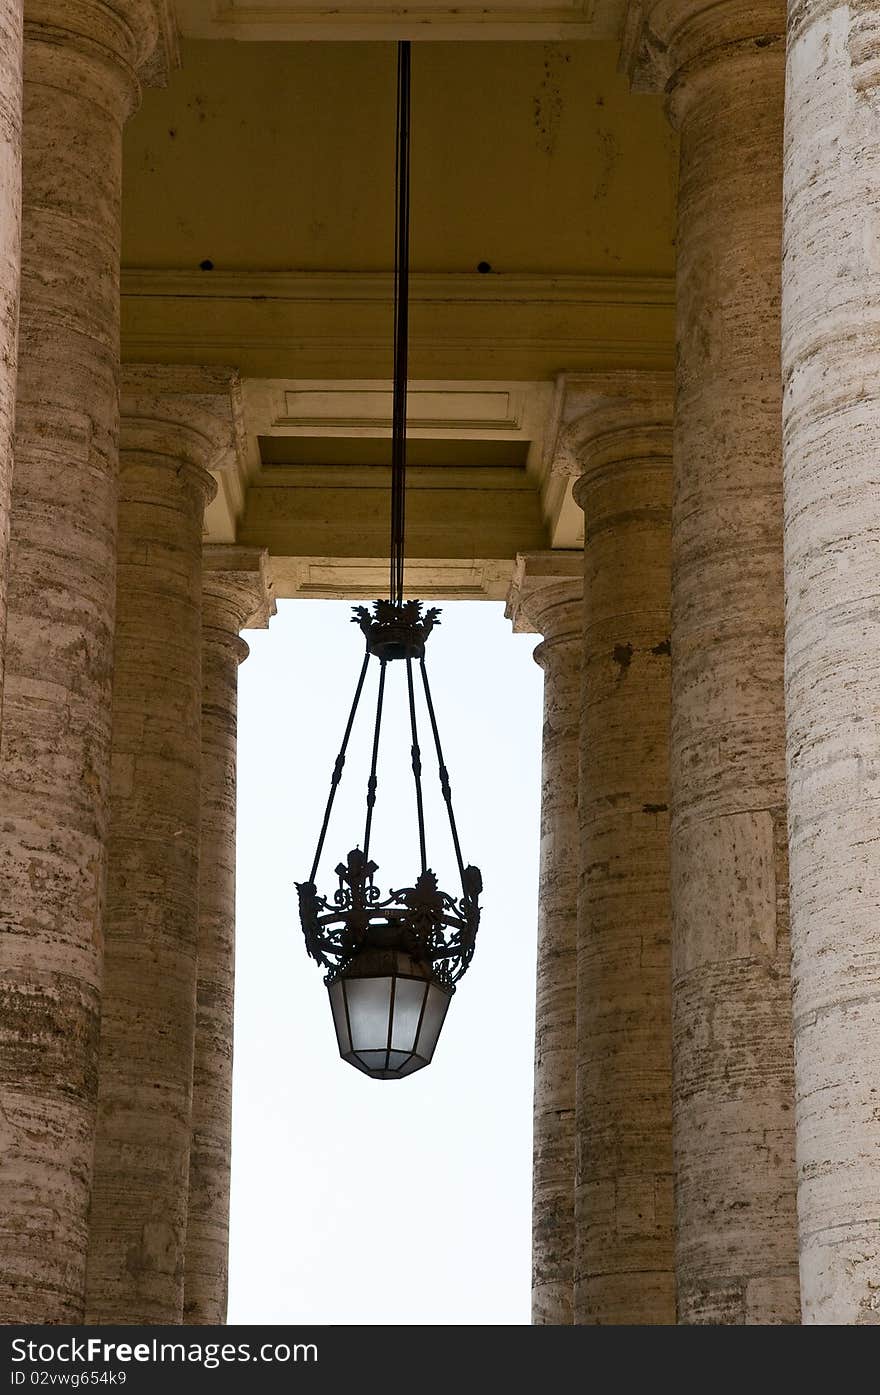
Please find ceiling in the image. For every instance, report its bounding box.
[120,28,677,596]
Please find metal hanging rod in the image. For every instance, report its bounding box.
[390,40,411,609]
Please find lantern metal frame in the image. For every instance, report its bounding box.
[296,600,482,995]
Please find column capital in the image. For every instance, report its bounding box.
[120,367,245,505]
[551,371,673,503]
[505,551,582,655]
[621,0,784,107]
[202,546,276,644]
[24,1,178,106]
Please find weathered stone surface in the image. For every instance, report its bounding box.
[0,1,169,1325]
[782,0,880,1326]
[85,390,233,1325]
[626,0,800,1324]
[183,546,273,1327]
[562,376,675,1325]
[0,0,21,720]
[507,551,582,1326]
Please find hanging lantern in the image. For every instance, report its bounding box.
[296,46,482,1079]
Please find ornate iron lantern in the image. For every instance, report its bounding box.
[296,45,482,1079]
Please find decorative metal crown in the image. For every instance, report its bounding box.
[352,599,441,661]
[297,848,482,990]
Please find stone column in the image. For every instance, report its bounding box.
[782,0,880,1326]
[624,0,799,1322]
[0,0,21,714]
[506,552,582,1326]
[85,383,236,1326]
[556,374,675,1325]
[0,4,173,1324]
[183,546,273,1327]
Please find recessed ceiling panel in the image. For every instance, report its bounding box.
[258,435,531,467]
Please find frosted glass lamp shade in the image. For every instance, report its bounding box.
[327,947,452,1079]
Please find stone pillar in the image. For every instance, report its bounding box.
[556,374,675,1325]
[183,546,273,1327]
[0,4,174,1324]
[624,0,799,1322]
[782,0,880,1325]
[0,0,21,713]
[506,552,582,1326]
[85,383,236,1326]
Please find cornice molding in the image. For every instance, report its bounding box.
[269,557,515,602]
[121,269,675,379]
[175,0,627,41]
[121,268,673,309]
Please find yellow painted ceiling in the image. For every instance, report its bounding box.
[122,40,677,278]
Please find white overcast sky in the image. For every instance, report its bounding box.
[227,599,544,1325]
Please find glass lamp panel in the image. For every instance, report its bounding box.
[355,1050,389,1072]
[328,980,351,1056]
[345,976,393,1053]
[390,976,429,1053]
[386,1049,410,1071]
[415,982,452,1062]
[397,1052,429,1076]
[347,1054,375,1077]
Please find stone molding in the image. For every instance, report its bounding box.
[175,0,626,43]
[120,269,675,379]
[271,557,515,602]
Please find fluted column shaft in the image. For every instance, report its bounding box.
[0,2,164,1324]
[0,0,21,713]
[508,554,582,1325]
[782,0,880,1325]
[629,0,800,1323]
[569,393,674,1325]
[184,549,272,1326]
[85,400,218,1325]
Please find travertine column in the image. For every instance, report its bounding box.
[559,376,675,1325]
[183,546,273,1327]
[625,0,799,1322]
[507,552,582,1326]
[0,3,173,1324]
[85,387,235,1325]
[782,0,880,1325]
[0,0,21,713]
